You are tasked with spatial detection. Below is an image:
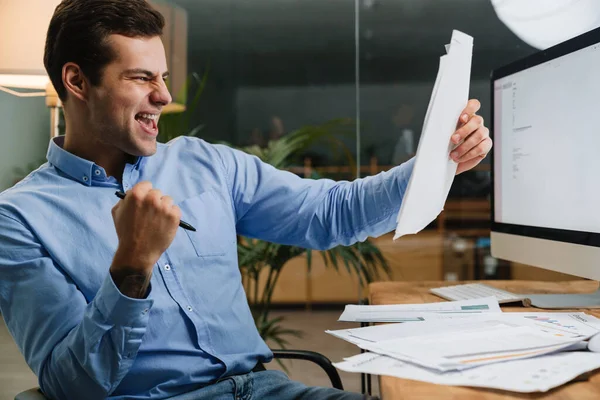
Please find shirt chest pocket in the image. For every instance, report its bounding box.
[176,191,234,258]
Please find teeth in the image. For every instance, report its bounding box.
[138,113,158,120]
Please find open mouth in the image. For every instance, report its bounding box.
[135,112,159,136]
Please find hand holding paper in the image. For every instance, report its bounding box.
[451,101,492,174]
[394,30,492,239]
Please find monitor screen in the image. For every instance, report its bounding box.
[491,27,600,282]
[493,41,600,233]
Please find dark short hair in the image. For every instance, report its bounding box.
[44,0,165,102]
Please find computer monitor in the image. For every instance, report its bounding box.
[491,26,600,308]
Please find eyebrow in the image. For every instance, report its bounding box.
[122,69,170,79]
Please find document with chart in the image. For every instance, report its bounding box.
[394,30,473,239]
[361,326,585,372]
[329,309,600,391]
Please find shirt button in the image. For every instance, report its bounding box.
[164,264,171,271]
[187,306,193,312]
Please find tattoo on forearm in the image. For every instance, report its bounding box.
[111,271,152,299]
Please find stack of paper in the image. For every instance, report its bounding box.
[329,313,598,368]
[394,30,473,239]
[328,308,600,392]
[360,325,584,371]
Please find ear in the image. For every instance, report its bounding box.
[62,62,88,102]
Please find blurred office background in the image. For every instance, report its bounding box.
[158,0,539,298]
[2,0,599,397]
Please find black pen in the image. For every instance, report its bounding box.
[114,191,197,232]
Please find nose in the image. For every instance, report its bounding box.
[150,79,172,107]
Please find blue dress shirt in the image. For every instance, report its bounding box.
[0,136,414,399]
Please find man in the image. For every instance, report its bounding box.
[0,0,492,399]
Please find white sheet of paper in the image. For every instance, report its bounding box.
[338,296,500,322]
[570,312,600,331]
[362,326,586,371]
[328,317,512,344]
[326,329,373,347]
[394,30,473,239]
[334,352,600,393]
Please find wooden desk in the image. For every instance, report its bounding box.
[368,280,600,399]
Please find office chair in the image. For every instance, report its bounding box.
[15,349,343,399]
[14,388,45,400]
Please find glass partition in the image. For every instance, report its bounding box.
[356,0,537,282]
[160,0,550,304]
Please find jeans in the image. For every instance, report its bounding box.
[170,370,379,400]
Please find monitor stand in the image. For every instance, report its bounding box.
[523,282,600,309]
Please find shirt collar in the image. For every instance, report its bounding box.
[132,153,146,170]
[46,136,145,186]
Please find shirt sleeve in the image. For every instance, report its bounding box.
[213,144,415,250]
[0,212,153,400]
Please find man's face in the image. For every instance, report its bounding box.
[86,34,172,157]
